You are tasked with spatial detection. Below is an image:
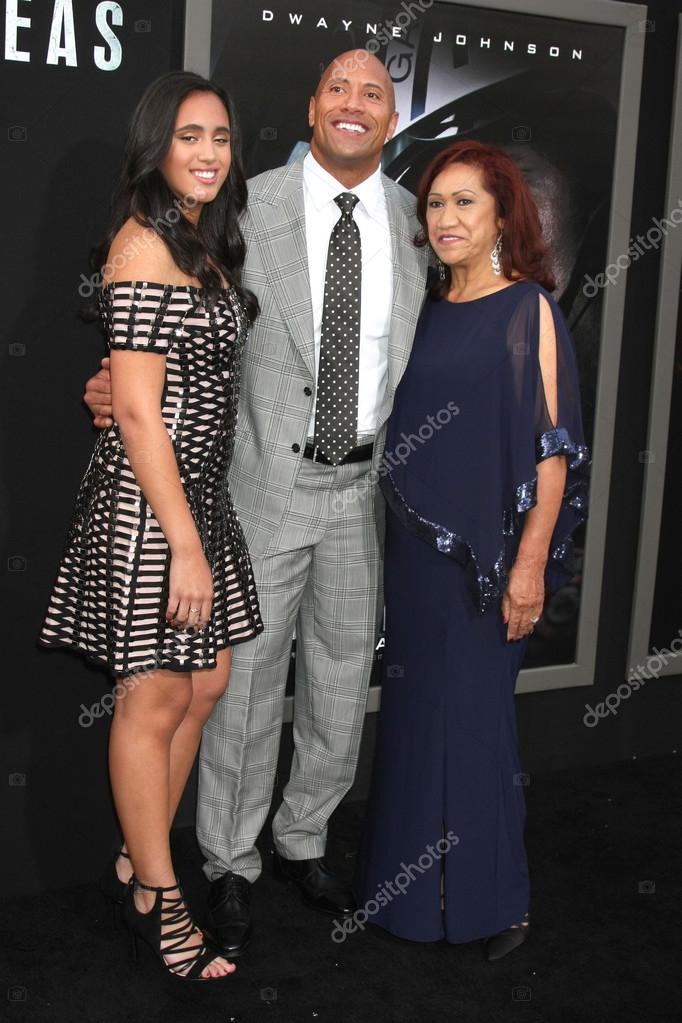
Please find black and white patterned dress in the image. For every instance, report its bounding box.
[40,281,263,675]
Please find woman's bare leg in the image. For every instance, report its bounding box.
[168,648,231,821]
[115,649,231,875]
[109,665,233,978]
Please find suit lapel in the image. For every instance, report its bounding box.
[249,160,316,376]
[248,163,426,394]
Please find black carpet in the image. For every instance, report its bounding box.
[1,754,680,1023]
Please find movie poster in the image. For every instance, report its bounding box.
[209,0,625,671]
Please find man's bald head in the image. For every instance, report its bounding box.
[307,48,399,188]
[315,50,396,112]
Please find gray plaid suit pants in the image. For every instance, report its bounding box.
[197,455,382,882]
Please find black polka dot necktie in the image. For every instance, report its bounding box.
[313,192,361,466]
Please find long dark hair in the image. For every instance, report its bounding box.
[415,140,556,299]
[88,71,258,321]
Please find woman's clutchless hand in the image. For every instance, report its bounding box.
[501,557,545,642]
[166,547,213,633]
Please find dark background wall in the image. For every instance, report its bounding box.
[1,0,681,899]
[0,0,186,897]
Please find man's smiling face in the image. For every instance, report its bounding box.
[308,50,398,184]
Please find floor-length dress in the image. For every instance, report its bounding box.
[40,281,263,675]
[354,281,589,943]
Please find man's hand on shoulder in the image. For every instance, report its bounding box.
[84,357,113,428]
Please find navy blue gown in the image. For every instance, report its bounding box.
[354,281,589,944]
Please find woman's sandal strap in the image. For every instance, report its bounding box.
[133,878,182,894]
[130,878,223,978]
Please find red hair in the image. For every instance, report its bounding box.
[415,140,556,294]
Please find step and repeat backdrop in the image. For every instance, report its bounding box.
[1,0,184,895]
[628,17,682,680]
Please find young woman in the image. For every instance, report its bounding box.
[40,72,263,981]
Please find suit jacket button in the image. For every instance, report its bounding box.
[292,443,301,453]
[303,386,312,396]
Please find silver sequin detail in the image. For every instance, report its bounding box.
[381,424,590,613]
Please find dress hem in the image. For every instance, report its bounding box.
[363,906,530,946]
[381,424,589,613]
[37,620,264,676]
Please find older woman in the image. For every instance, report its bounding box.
[354,141,588,959]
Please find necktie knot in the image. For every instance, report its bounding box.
[335,192,359,218]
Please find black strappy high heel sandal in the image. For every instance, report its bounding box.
[122,877,235,981]
[99,849,132,927]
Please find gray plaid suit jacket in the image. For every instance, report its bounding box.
[229,156,429,556]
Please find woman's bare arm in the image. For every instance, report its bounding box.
[502,294,567,641]
[107,223,212,628]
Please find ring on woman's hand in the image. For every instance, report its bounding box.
[189,607,200,614]
[529,616,540,624]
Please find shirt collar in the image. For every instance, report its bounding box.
[303,150,385,222]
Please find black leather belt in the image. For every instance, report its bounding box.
[303,442,374,465]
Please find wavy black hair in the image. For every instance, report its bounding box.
[87,71,258,321]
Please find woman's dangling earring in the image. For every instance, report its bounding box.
[438,259,447,282]
[491,232,503,276]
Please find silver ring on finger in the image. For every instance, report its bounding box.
[529,616,540,624]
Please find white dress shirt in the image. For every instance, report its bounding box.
[303,151,393,443]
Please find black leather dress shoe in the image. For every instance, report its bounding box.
[483,916,530,961]
[205,871,252,957]
[273,851,356,916]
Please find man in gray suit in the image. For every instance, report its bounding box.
[85,49,428,956]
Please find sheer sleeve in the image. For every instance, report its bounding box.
[509,289,590,592]
[379,283,590,612]
[98,281,194,353]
